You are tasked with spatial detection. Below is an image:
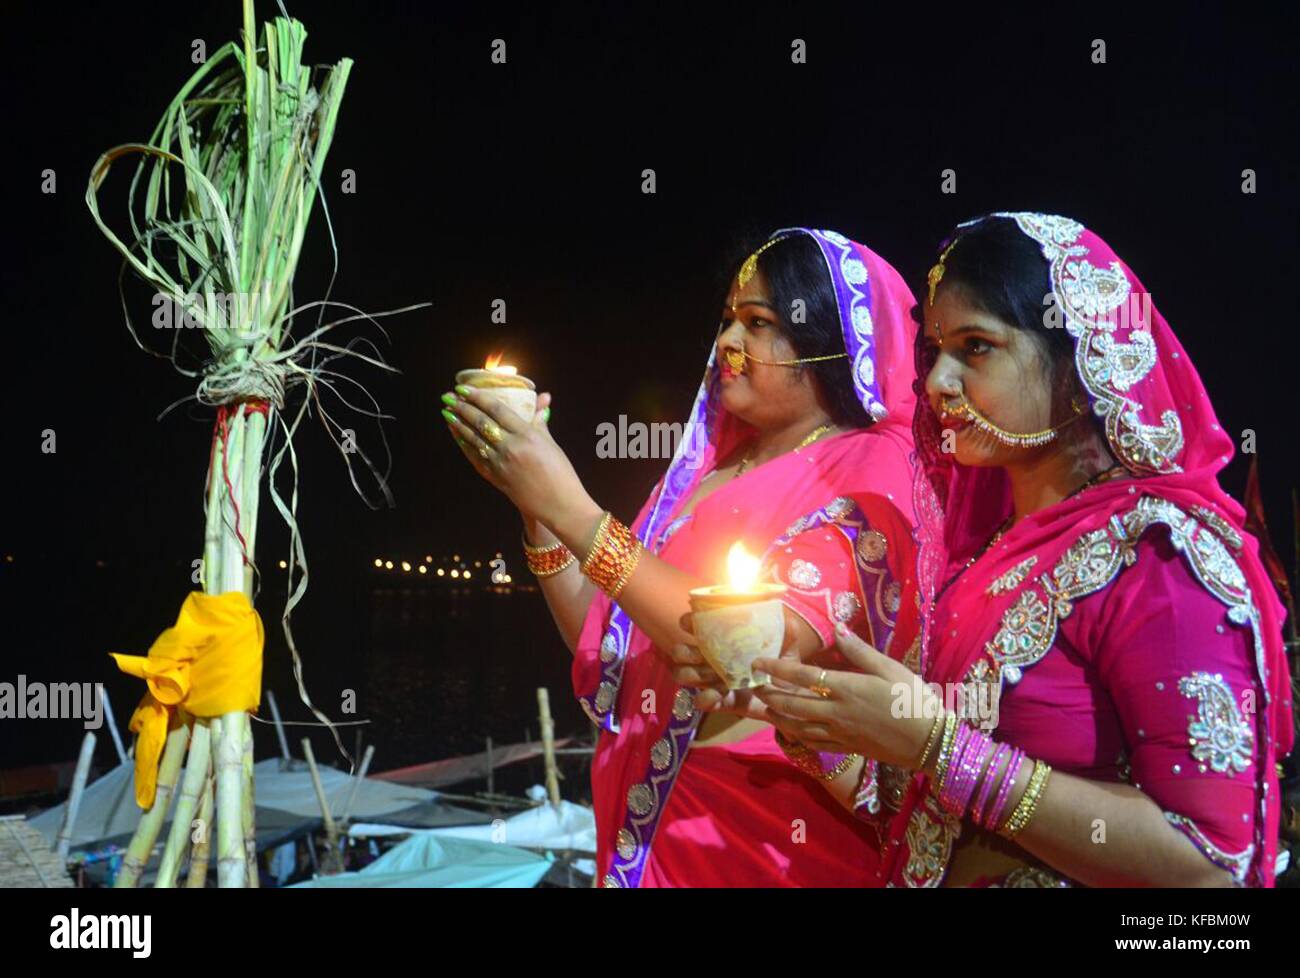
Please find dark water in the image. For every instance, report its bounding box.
[0,554,591,802]
[285,578,591,780]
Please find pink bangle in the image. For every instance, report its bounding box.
[971,743,1009,827]
[953,730,992,817]
[937,723,972,814]
[939,723,990,818]
[986,748,1025,832]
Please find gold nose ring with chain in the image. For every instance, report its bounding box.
[724,346,847,373]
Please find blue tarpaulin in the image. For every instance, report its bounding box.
[289,833,553,888]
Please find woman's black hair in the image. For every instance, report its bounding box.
[719,232,873,428]
[922,216,1076,388]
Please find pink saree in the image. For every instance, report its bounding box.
[572,229,920,887]
[879,213,1294,887]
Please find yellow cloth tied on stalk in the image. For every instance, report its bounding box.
[110,591,263,810]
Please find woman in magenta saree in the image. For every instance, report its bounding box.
[577,230,920,888]
[442,228,920,887]
[734,214,1294,886]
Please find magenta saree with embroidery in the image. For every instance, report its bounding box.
[572,229,921,887]
[878,213,1293,888]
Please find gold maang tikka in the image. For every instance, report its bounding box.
[927,238,959,306]
[725,235,848,374]
[736,236,787,292]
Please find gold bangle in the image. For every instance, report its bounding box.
[1000,759,1052,838]
[776,731,860,781]
[580,512,644,599]
[522,532,575,577]
[930,713,959,790]
[522,531,564,555]
[583,512,613,562]
[915,712,946,771]
[527,547,576,577]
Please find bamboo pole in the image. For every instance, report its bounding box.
[301,738,342,874]
[99,685,128,766]
[56,732,97,861]
[339,744,375,827]
[186,771,214,888]
[114,720,191,887]
[155,719,211,887]
[266,689,292,767]
[537,687,561,808]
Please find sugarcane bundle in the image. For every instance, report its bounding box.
[88,1,410,887]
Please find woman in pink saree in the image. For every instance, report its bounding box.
[442,228,920,886]
[725,214,1294,886]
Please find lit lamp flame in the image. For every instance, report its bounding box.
[726,541,762,592]
[484,351,518,376]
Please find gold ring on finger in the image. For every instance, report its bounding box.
[482,420,504,444]
[478,444,492,460]
[810,669,831,698]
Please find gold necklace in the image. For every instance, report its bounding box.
[734,423,835,477]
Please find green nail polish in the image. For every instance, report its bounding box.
[440,392,458,407]
[441,408,457,424]
[541,407,551,422]
[455,385,473,397]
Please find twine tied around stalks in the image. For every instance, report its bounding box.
[198,357,289,411]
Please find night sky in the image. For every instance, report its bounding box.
[0,2,1295,766]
